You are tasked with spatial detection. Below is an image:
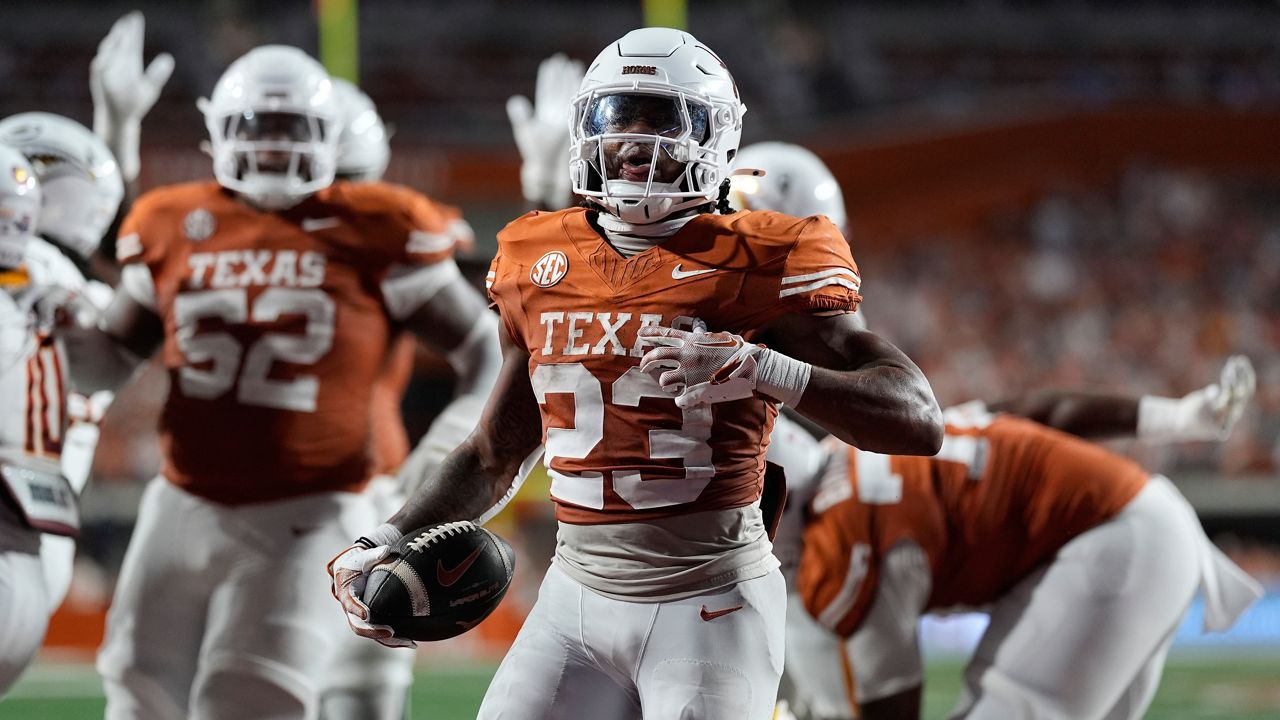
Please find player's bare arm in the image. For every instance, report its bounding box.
[764,311,943,455]
[989,354,1255,443]
[389,326,543,533]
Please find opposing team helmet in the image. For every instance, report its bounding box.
[198,45,341,209]
[332,78,390,182]
[0,144,41,268]
[570,28,746,224]
[729,142,847,231]
[0,113,123,260]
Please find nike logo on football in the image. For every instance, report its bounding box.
[301,217,341,232]
[699,604,744,621]
[437,546,485,587]
[672,264,717,280]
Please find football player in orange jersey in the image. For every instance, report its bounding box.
[771,357,1261,720]
[88,45,500,720]
[330,28,943,720]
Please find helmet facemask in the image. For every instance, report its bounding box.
[207,106,338,210]
[571,88,726,224]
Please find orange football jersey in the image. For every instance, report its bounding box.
[799,408,1149,637]
[117,180,456,504]
[486,207,862,524]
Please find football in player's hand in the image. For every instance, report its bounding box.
[362,520,515,642]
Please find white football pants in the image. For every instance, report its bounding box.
[479,563,786,720]
[0,545,48,696]
[951,477,1227,720]
[98,478,381,720]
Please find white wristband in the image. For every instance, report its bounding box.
[1137,395,1196,441]
[755,348,812,406]
[358,522,403,549]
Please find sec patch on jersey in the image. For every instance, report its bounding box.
[362,520,515,641]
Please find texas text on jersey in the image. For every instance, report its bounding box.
[798,405,1148,635]
[487,206,861,525]
[115,179,458,504]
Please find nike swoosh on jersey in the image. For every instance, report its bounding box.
[671,264,718,280]
[699,604,744,621]
[437,545,485,587]
[301,217,341,232]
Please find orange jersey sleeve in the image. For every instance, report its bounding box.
[775,215,862,315]
[319,181,458,269]
[797,441,944,637]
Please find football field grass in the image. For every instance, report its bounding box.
[2,655,1277,718]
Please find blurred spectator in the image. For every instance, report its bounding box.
[861,164,1280,477]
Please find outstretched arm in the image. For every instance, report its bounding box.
[990,355,1255,442]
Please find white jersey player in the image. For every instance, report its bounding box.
[0,112,128,630]
[0,143,120,694]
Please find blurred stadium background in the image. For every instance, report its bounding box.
[2,0,1279,717]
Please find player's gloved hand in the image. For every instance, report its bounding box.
[506,53,583,209]
[327,524,417,648]
[90,11,175,182]
[638,323,811,408]
[1138,355,1257,442]
[30,285,99,334]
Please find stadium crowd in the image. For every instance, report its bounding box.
[860,164,1280,477]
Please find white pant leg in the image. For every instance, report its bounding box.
[951,480,1203,720]
[478,564,641,720]
[38,533,76,613]
[0,548,49,695]
[635,569,787,720]
[99,479,222,720]
[190,490,380,720]
[781,592,854,719]
[1097,625,1176,720]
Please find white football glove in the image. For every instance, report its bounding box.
[506,53,583,209]
[90,11,174,182]
[638,323,811,408]
[326,525,416,649]
[1138,355,1257,442]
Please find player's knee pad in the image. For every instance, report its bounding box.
[319,687,408,720]
[193,655,319,720]
[102,669,189,720]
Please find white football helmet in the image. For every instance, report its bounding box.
[570,28,746,224]
[0,113,124,260]
[0,145,41,269]
[198,45,341,209]
[729,142,847,230]
[332,78,390,182]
